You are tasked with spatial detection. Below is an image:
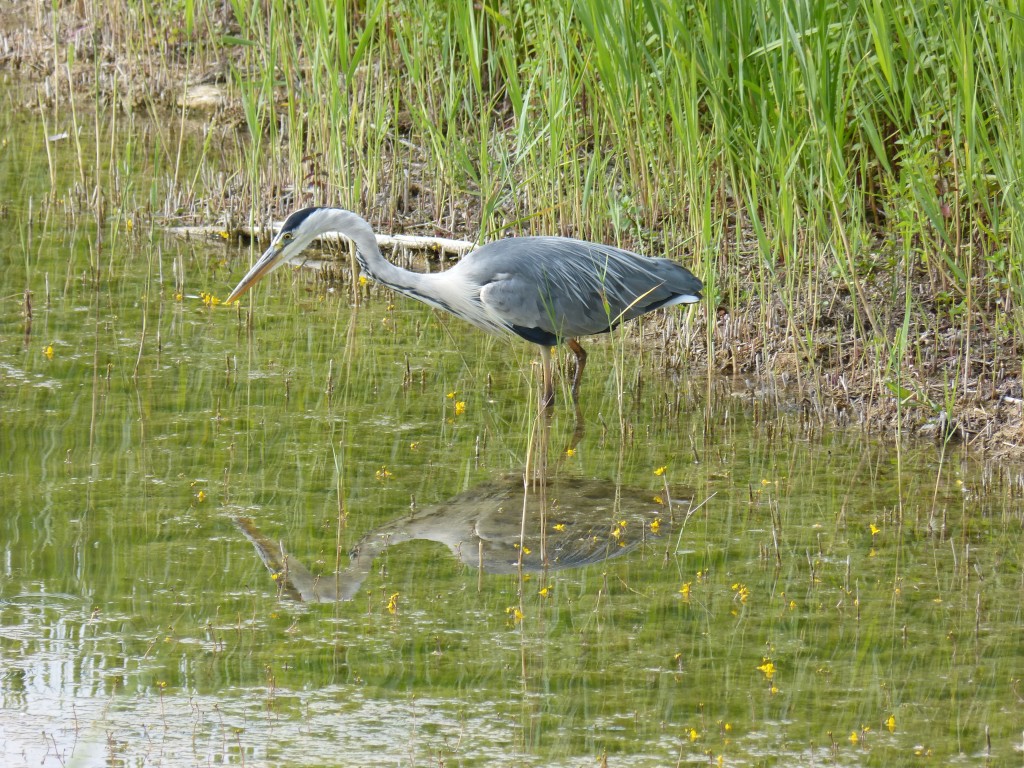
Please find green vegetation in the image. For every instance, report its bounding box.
[3,5,1024,764]
[219,0,1023,399]
[9,0,1023,445]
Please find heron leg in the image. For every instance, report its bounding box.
[539,345,555,409]
[567,338,587,404]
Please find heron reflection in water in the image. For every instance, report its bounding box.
[235,474,685,604]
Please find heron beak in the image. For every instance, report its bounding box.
[225,241,288,304]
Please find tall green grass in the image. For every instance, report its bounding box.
[25,0,1024,413]
[215,0,1022,379]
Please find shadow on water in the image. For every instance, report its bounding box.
[234,417,692,603]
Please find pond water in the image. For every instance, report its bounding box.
[1,113,1022,768]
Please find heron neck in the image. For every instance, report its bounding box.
[320,208,433,297]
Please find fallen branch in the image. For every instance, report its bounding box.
[167,223,476,259]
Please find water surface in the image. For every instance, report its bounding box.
[1,111,1022,768]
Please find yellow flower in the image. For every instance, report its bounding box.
[454,400,466,416]
[386,593,399,614]
[196,490,207,503]
[446,390,457,399]
[44,345,54,360]
[679,582,691,601]
[553,523,566,532]
[870,523,881,536]
[849,731,858,744]
[732,583,750,603]
[375,466,392,481]
[538,585,552,597]
[126,218,134,233]
[654,466,667,476]
[409,442,419,451]
[358,274,369,286]
[506,606,524,624]
[652,495,664,505]
[200,291,221,307]
[565,447,576,457]
[885,715,896,733]
[688,728,699,742]
[174,291,184,301]
[650,518,661,534]
[757,659,775,680]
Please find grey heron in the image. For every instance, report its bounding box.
[226,207,703,408]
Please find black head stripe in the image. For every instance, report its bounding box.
[281,206,320,233]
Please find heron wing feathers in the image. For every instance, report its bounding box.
[468,238,701,342]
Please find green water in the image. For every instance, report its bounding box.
[1,118,1022,768]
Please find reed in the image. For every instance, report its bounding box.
[20,0,1024,432]
[214,0,1020,371]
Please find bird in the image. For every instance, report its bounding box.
[225,206,703,408]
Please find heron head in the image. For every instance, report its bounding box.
[225,207,323,304]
